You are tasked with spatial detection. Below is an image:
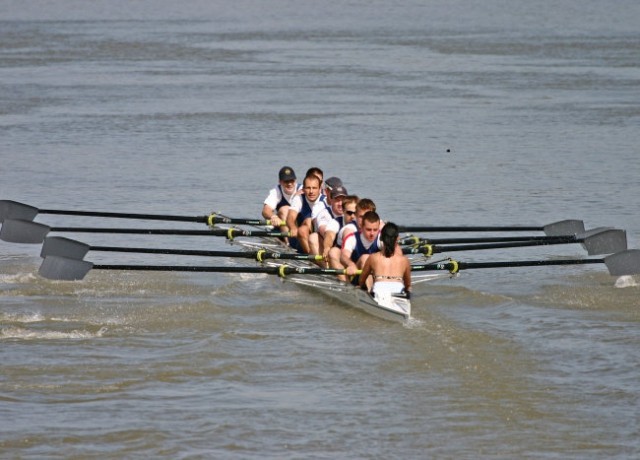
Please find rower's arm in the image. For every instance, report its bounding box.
[286,209,299,237]
[403,258,412,293]
[262,203,275,220]
[322,230,336,257]
[359,257,372,289]
[340,248,358,275]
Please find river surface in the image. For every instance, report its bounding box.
[1,1,639,458]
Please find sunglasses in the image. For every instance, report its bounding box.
[345,210,356,216]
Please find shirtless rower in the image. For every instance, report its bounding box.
[286,173,325,253]
[262,166,301,230]
[359,222,411,297]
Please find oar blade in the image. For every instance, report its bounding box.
[41,236,91,260]
[39,255,94,280]
[543,219,585,236]
[0,219,50,243]
[579,228,627,255]
[0,200,39,223]
[604,250,640,277]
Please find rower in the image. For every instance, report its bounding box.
[305,167,324,198]
[285,173,325,253]
[262,166,301,231]
[329,197,373,280]
[341,210,383,283]
[323,176,343,199]
[359,222,411,297]
[340,197,377,245]
[312,185,349,261]
[323,194,358,270]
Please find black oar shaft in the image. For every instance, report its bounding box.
[41,209,208,223]
[402,235,578,245]
[459,259,605,270]
[0,200,271,226]
[49,227,287,238]
[432,240,582,253]
[93,264,282,274]
[412,258,605,273]
[84,263,345,276]
[400,225,544,232]
[90,246,320,261]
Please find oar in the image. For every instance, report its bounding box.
[398,219,585,236]
[0,200,270,226]
[403,228,627,257]
[40,236,323,262]
[0,219,289,244]
[400,234,592,245]
[38,255,359,281]
[410,250,640,277]
[39,228,625,267]
[1,200,585,235]
[38,250,640,281]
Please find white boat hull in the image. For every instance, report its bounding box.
[284,273,411,322]
[236,237,411,322]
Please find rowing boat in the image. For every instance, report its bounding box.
[3,200,638,324]
[233,236,450,323]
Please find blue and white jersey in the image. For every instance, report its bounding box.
[263,183,302,211]
[343,230,381,263]
[290,194,326,227]
[335,220,357,247]
[313,205,341,232]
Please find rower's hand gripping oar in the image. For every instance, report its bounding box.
[0,219,290,244]
[403,228,627,257]
[0,200,272,226]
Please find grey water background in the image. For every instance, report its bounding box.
[1,0,639,457]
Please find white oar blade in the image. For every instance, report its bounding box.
[0,200,38,223]
[579,228,627,255]
[543,219,585,236]
[41,236,91,260]
[0,218,50,243]
[39,256,93,280]
[604,250,640,276]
